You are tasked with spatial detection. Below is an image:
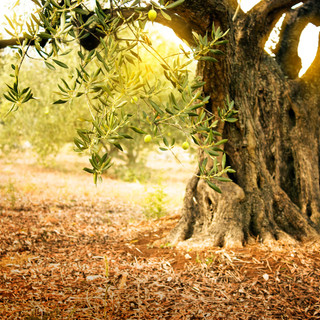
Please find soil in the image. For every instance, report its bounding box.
[0,154,320,319]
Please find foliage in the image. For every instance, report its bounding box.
[143,184,168,219]
[2,0,237,192]
[0,36,185,164]
[0,51,90,161]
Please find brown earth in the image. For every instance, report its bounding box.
[0,153,320,319]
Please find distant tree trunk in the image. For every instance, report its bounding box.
[166,0,320,247]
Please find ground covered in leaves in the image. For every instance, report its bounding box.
[0,154,320,319]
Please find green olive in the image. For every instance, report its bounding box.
[148,9,157,22]
[144,134,152,143]
[182,141,190,150]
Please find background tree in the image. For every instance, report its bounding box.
[0,48,91,160]
[1,0,320,247]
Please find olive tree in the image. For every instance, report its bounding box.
[1,0,319,247]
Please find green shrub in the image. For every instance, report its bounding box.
[143,185,168,219]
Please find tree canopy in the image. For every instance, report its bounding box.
[1,0,236,189]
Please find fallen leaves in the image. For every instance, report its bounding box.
[0,158,320,319]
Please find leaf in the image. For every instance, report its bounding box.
[206,180,222,193]
[89,156,99,169]
[160,10,171,20]
[39,32,52,39]
[53,99,68,104]
[21,91,34,103]
[73,7,90,15]
[61,48,73,56]
[215,176,232,182]
[214,40,229,45]
[31,0,41,6]
[93,172,98,185]
[215,139,228,146]
[169,92,177,105]
[163,137,169,147]
[83,167,94,174]
[130,0,140,6]
[199,56,218,63]
[113,143,123,151]
[129,126,146,134]
[190,102,205,110]
[166,0,185,9]
[149,99,164,115]
[150,1,160,7]
[165,107,174,115]
[101,158,112,170]
[3,93,16,103]
[58,84,67,93]
[226,118,238,123]
[209,49,225,55]
[116,100,128,108]
[77,50,85,60]
[207,149,219,157]
[5,16,15,30]
[74,138,86,150]
[191,81,206,90]
[186,112,198,117]
[101,152,109,163]
[201,158,208,170]
[53,59,68,69]
[31,13,41,25]
[160,63,169,70]
[222,153,226,169]
[191,135,200,145]
[119,133,133,139]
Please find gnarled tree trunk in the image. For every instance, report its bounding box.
[166,0,320,247]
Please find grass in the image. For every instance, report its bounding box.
[142,184,168,219]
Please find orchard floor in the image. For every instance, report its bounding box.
[0,152,320,319]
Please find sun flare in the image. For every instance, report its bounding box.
[298,24,320,77]
[239,0,262,13]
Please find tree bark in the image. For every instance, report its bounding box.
[165,0,320,248]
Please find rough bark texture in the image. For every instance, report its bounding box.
[166,0,320,248]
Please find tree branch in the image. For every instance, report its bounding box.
[0,6,196,51]
[245,1,307,49]
[0,37,24,50]
[166,0,235,35]
[134,7,195,46]
[252,0,308,17]
[274,0,320,79]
